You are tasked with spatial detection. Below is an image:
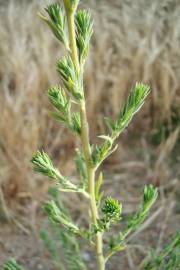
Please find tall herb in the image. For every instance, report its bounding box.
[3,1,159,270]
[31,1,158,269]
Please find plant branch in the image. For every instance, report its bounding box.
[63,1,105,269]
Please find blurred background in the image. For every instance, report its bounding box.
[0,0,179,269]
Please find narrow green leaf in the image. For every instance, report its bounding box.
[95,172,104,204]
[57,56,83,101]
[113,83,150,137]
[3,259,25,270]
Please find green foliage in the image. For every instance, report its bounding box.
[105,185,158,259]
[76,10,93,64]
[2,259,24,270]
[57,56,83,101]
[31,150,61,179]
[48,86,81,134]
[92,83,150,167]
[75,149,87,188]
[44,200,79,234]
[39,3,68,48]
[71,112,81,134]
[97,197,122,232]
[40,187,87,270]
[127,185,158,230]
[48,86,70,115]
[102,197,122,223]
[95,172,104,206]
[31,151,79,192]
[109,82,150,138]
[144,232,180,270]
[28,0,162,269]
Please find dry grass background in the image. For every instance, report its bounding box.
[0,0,180,268]
[0,0,179,204]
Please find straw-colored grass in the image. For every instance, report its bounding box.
[0,0,179,199]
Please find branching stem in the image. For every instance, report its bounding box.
[63,1,105,269]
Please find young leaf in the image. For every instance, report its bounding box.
[112,83,150,138]
[75,10,93,63]
[48,86,70,114]
[39,3,69,49]
[126,185,158,230]
[95,172,104,205]
[71,112,81,134]
[75,149,87,188]
[91,140,117,167]
[104,186,158,263]
[57,56,83,101]
[102,197,122,223]
[31,150,77,191]
[44,200,80,234]
[92,83,150,166]
[109,185,158,255]
[49,111,67,123]
[31,150,62,180]
[95,197,122,233]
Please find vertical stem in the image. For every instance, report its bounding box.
[63,2,105,269]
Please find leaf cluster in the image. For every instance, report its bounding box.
[76,10,93,64]
[96,197,122,232]
[105,185,158,260]
[126,185,158,231]
[92,83,150,166]
[57,56,83,101]
[144,232,180,270]
[75,148,87,188]
[48,86,81,134]
[39,4,68,49]
[44,200,79,233]
[31,150,80,192]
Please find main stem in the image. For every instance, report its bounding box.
[63,2,105,269]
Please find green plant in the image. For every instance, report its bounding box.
[3,1,158,270]
[40,187,86,270]
[144,232,180,270]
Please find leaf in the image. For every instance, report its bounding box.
[98,135,113,144]
[75,10,93,63]
[44,200,80,233]
[41,190,87,270]
[119,185,158,242]
[71,112,81,134]
[57,56,83,101]
[92,83,150,167]
[49,111,66,123]
[48,86,70,114]
[75,149,87,188]
[114,83,150,137]
[94,196,122,233]
[2,259,25,270]
[105,185,158,261]
[31,150,62,180]
[31,150,78,191]
[95,172,104,204]
[39,3,69,48]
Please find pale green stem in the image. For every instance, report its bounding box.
[63,1,105,269]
